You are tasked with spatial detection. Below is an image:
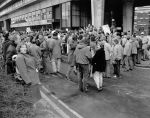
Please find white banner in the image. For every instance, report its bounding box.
[102,25,111,35]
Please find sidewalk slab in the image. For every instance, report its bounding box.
[136,60,150,68]
[34,98,63,118]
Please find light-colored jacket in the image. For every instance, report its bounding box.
[124,40,132,56]
[28,43,42,66]
[104,42,112,60]
[74,43,92,64]
[48,37,62,60]
[16,53,40,85]
[113,44,123,60]
[131,39,139,54]
[141,36,148,49]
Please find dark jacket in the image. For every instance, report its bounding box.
[2,40,10,61]
[92,48,106,73]
[6,40,17,62]
[68,39,77,65]
[5,40,17,74]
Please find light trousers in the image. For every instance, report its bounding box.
[124,55,133,70]
[93,71,103,89]
[51,58,61,73]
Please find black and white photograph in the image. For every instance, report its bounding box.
[0,0,150,118]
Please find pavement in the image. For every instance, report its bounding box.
[136,60,150,68]
[33,60,150,118]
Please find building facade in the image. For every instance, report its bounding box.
[0,0,150,33]
[0,0,91,31]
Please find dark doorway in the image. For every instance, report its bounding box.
[104,0,123,31]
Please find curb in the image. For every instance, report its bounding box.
[135,65,150,69]
[40,85,84,118]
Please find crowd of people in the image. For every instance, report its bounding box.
[0,24,150,93]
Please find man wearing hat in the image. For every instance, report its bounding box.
[74,36,92,92]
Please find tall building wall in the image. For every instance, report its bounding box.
[0,0,91,31]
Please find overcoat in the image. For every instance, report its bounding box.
[16,53,40,85]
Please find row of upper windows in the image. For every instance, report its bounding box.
[11,6,52,24]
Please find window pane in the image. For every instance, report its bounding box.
[72,15,80,27]
[62,2,71,27]
[32,11,35,21]
[38,10,41,20]
[66,16,70,27]
[72,10,80,16]
[25,14,27,22]
[47,12,52,19]
[66,10,70,16]
[22,15,25,21]
[72,3,79,11]
[62,19,66,27]
[66,2,70,11]
[62,3,66,13]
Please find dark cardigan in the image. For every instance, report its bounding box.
[92,48,106,73]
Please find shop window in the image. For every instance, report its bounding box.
[46,7,52,19]
[37,10,41,20]
[28,13,31,22]
[35,11,38,21]
[72,16,79,27]
[41,8,46,20]
[25,14,28,21]
[54,5,61,19]
[32,11,36,21]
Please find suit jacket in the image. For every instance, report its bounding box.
[16,53,40,85]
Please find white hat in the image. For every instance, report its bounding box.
[141,32,144,35]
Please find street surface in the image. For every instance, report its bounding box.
[39,62,150,118]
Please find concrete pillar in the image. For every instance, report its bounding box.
[2,20,7,31]
[91,0,105,28]
[123,0,134,33]
[3,20,10,31]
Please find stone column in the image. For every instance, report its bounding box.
[123,0,134,33]
[2,20,7,31]
[91,0,105,28]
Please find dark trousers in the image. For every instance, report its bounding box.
[132,54,137,66]
[113,60,121,77]
[6,60,15,74]
[137,49,142,64]
[76,64,89,92]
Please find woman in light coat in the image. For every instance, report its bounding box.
[16,43,41,103]
[16,43,41,85]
